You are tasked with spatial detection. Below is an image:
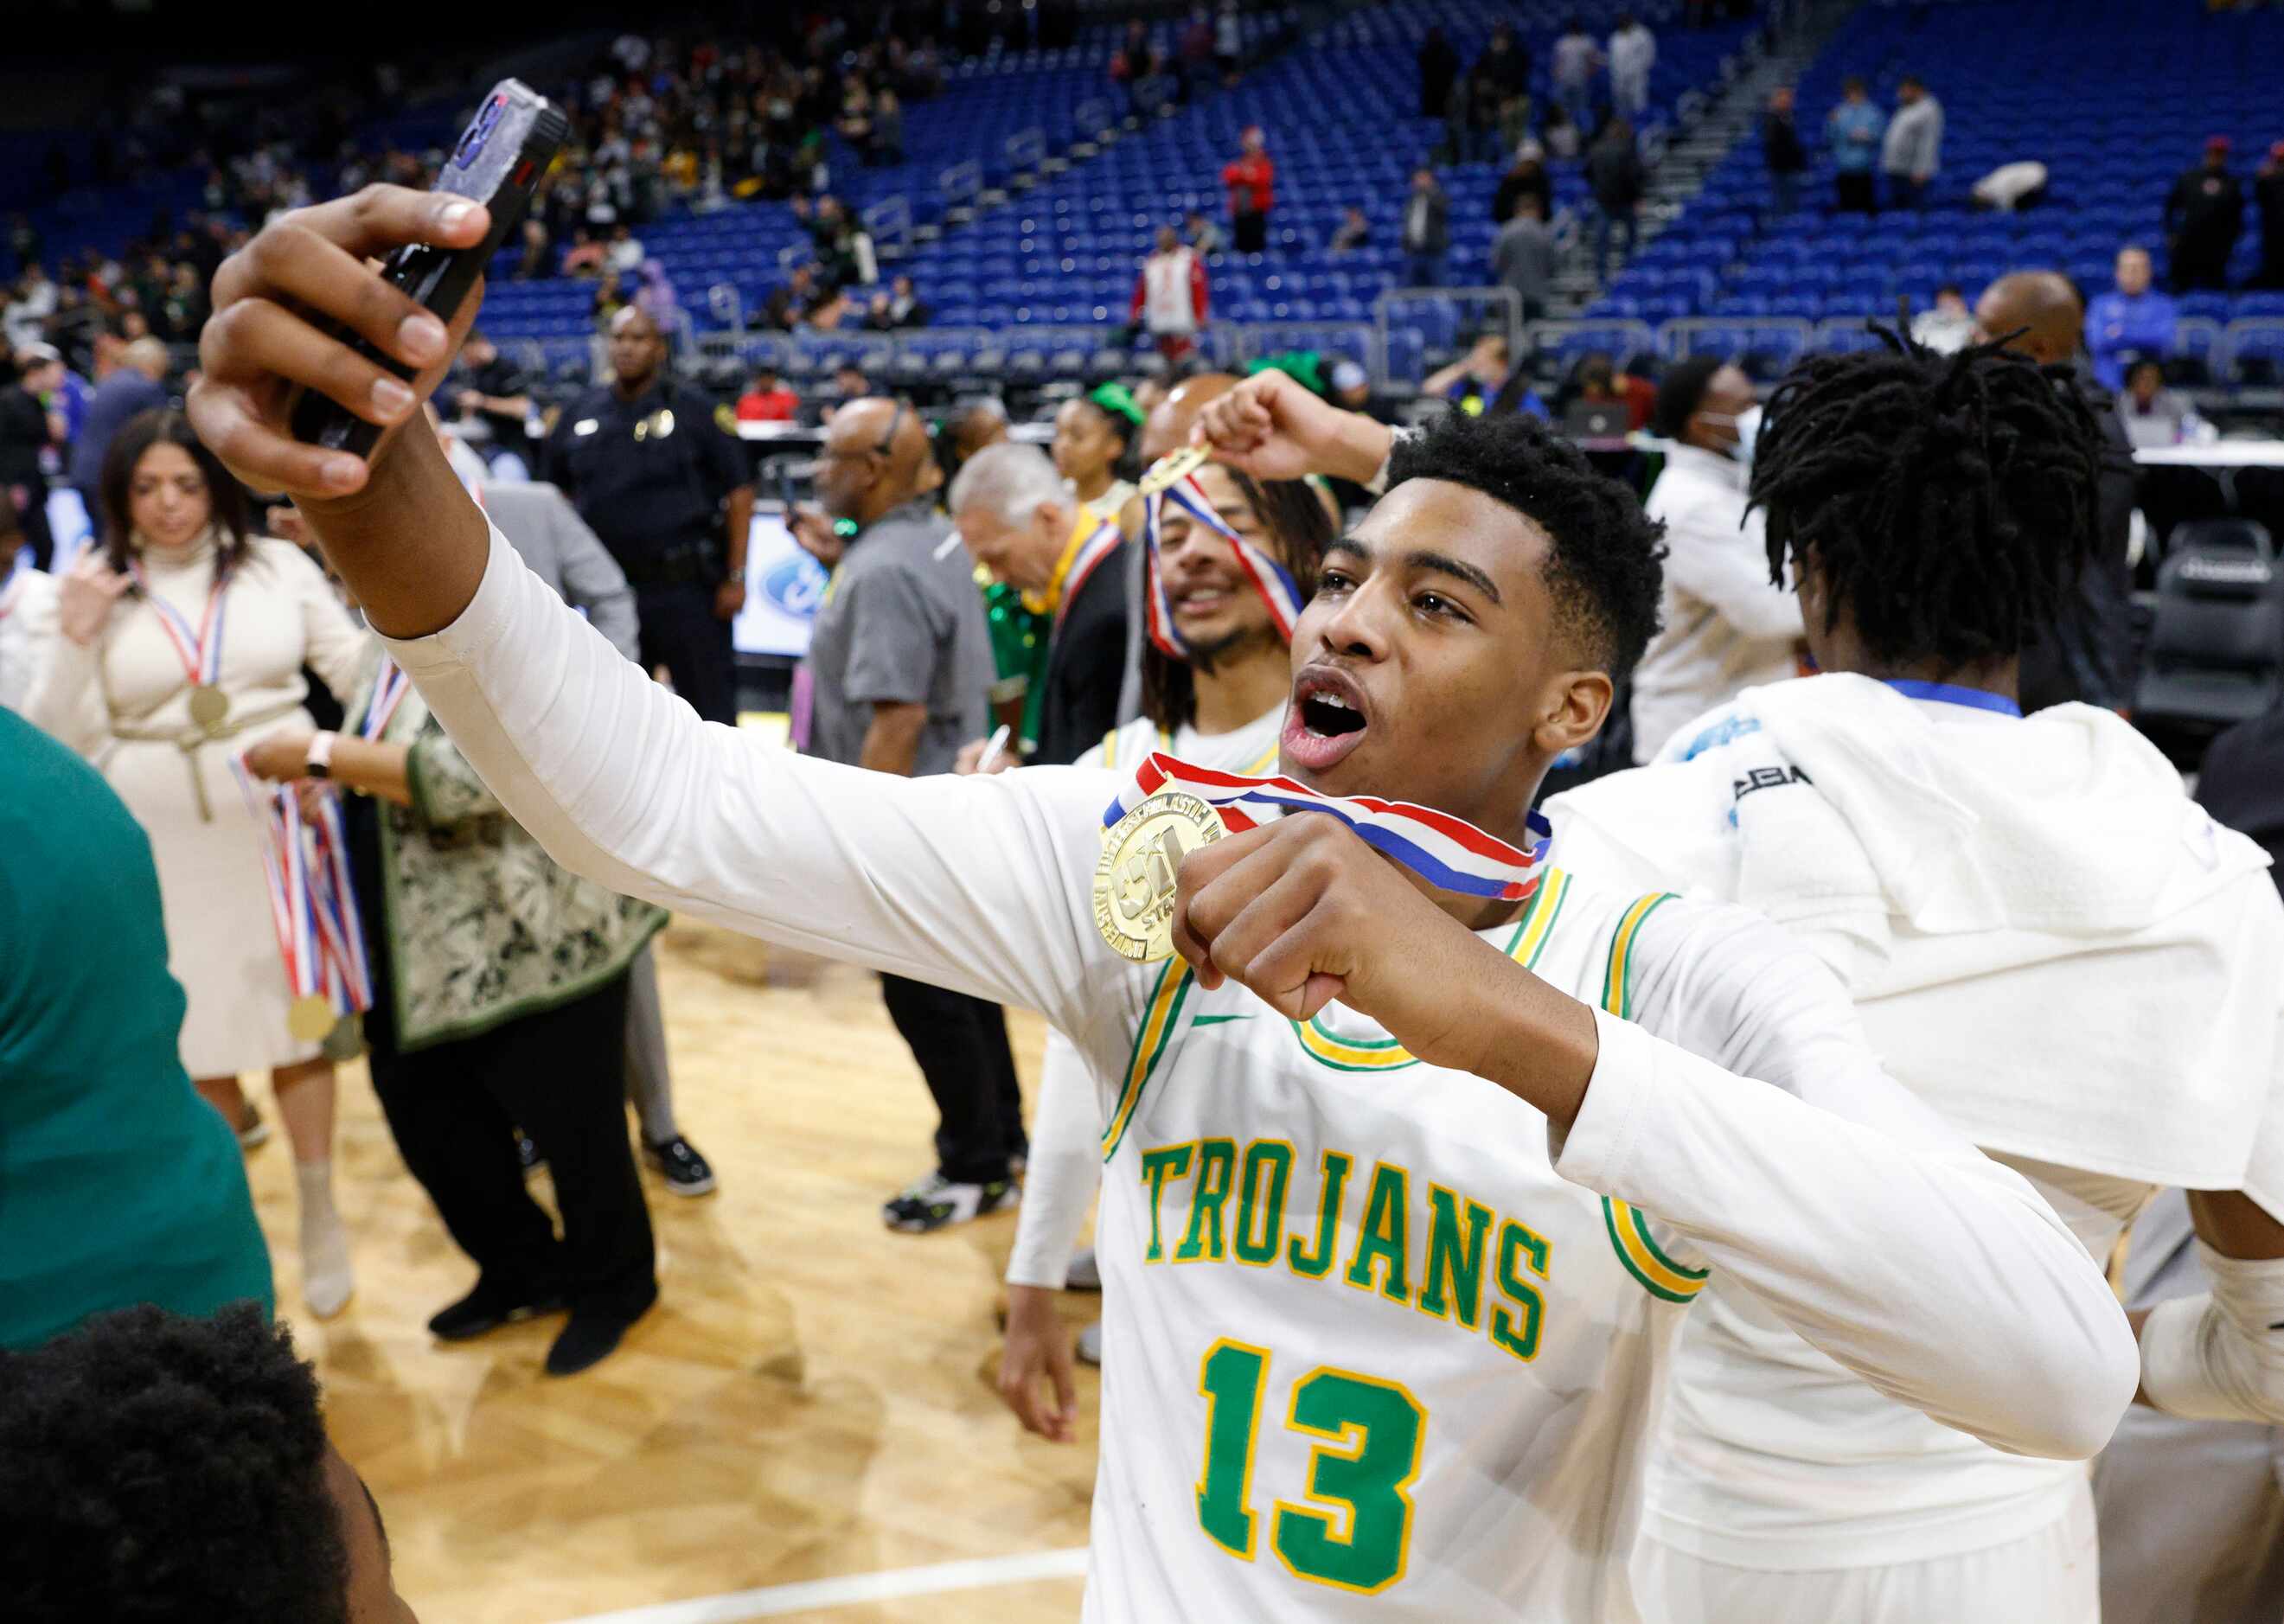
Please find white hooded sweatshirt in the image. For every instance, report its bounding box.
[1547,673,2284,1568]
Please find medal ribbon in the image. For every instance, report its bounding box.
[229,758,374,1026]
[1142,472,1305,659]
[128,558,228,690]
[361,654,413,742]
[1104,751,1551,904]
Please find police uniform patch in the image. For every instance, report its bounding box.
[715,402,738,434]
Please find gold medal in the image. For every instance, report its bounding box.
[1093,791,1225,962]
[188,684,228,730]
[288,994,336,1044]
[1137,444,1211,498]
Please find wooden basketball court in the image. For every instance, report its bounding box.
[241,915,1097,1624]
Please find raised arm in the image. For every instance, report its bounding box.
[183,185,1120,1038]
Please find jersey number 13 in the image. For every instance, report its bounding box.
[1195,1338,1426,1595]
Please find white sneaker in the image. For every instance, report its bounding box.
[881,1170,1020,1233]
[1077,1320,1104,1366]
[298,1188,355,1319]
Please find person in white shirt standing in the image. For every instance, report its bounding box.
[189,191,2135,1621]
[0,498,56,713]
[1130,226,1209,365]
[1608,13,1656,122]
[1881,75,1944,209]
[1545,332,2284,1624]
[996,458,1333,1414]
[1629,356,1802,763]
[1551,16,1603,134]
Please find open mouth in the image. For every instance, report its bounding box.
[1283,668,1371,772]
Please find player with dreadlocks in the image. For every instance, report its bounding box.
[1544,330,2284,1622]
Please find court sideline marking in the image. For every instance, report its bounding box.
[554,1548,1091,1622]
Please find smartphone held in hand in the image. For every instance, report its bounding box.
[288,78,568,457]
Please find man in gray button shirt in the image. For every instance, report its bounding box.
[803,397,1025,1233]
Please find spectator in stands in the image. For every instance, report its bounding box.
[4,267,56,351]
[1110,22,1154,118]
[1222,125,1275,254]
[1630,356,1802,762]
[66,336,168,529]
[1460,55,1507,163]
[517,218,553,280]
[762,265,819,331]
[947,399,1010,477]
[591,270,629,327]
[1910,284,1976,353]
[633,259,679,332]
[1974,271,2139,712]
[1763,86,1808,215]
[1476,21,1531,99]
[1543,101,1582,162]
[1551,17,1603,134]
[2258,142,2284,289]
[0,349,61,571]
[1492,194,1556,322]
[736,367,800,424]
[1214,0,1242,82]
[0,1306,417,1620]
[884,275,930,328]
[1134,224,1210,361]
[1424,333,1546,418]
[1418,24,1461,119]
[605,221,646,276]
[563,227,605,277]
[2085,245,2179,392]
[2116,355,2207,450]
[832,363,868,405]
[1827,77,1885,214]
[1401,167,1450,287]
[2166,137,2246,292]
[1330,207,1373,254]
[1494,143,1555,225]
[1880,75,1944,209]
[1586,117,1646,281]
[1179,7,1216,103]
[1498,90,1538,159]
[1609,13,1656,122]
[1186,208,1223,256]
[872,88,905,166]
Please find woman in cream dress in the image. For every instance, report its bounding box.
[25,409,374,1316]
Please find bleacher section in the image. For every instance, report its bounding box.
[1594,0,2284,382]
[638,1,1752,393]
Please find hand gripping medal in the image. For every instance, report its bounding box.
[1093,790,1227,962]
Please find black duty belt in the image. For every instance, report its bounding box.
[618,540,722,590]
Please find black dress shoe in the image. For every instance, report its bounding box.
[545,1301,652,1377]
[427,1282,566,1342]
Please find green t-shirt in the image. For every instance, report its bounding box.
[0,710,272,1348]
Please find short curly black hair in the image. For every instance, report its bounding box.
[1385,409,1667,678]
[0,1302,352,1624]
[1750,327,2102,670]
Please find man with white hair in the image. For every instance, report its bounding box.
[949,439,1129,766]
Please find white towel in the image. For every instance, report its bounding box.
[1547,674,2284,1202]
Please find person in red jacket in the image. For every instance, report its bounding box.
[1221,125,1275,253]
[1130,226,1210,361]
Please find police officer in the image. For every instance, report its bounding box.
[544,306,754,726]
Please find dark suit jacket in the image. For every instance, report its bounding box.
[1034,544,1131,765]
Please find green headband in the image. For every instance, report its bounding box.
[1086,381,1147,428]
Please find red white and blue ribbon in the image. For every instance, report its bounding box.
[129,559,228,690]
[1055,518,1126,631]
[1142,472,1306,658]
[361,654,413,742]
[1106,751,1551,904]
[230,757,374,1026]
